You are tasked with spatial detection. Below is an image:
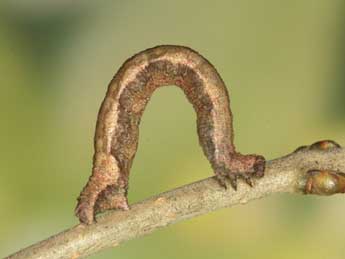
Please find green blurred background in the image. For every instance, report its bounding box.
[1,1,345,258]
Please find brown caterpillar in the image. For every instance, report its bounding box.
[75,45,265,224]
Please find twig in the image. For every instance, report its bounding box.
[5,147,345,259]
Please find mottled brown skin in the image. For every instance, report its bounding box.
[75,45,265,224]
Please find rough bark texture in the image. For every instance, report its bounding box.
[6,147,345,259]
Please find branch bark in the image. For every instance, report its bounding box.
[5,146,345,259]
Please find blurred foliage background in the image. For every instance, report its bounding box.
[1,1,345,258]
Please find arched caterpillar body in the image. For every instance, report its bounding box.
[75,45,265,224]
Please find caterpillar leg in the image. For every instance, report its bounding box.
[75,173,116,224]
[75,153,120,224]
[216,153,265,190]
[94,184,129,215]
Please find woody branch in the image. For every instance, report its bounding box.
[5,142,345,259]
